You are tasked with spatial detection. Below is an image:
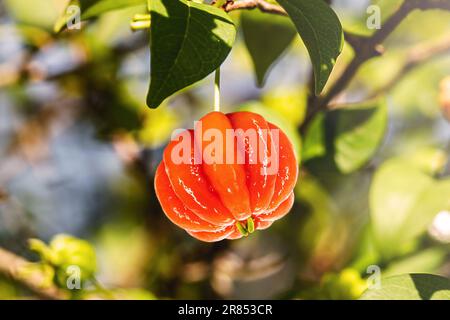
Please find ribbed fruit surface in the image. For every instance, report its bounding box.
[154,111,298,242]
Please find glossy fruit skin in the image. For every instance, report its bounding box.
[154,111,298,242]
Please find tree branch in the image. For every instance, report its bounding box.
[370,35,450,98]
[222,0,287,16]
[302,0,450,130]
[0,247,68,300]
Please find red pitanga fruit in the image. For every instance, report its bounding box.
[154,111,298,242]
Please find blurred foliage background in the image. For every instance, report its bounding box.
[0,0,449,300]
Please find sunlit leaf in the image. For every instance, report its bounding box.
[370,158,434,258]
[370,149,450,259]
[147,0,236,108]
[6,0,64,31]
[398,179,450,244]
[384,248,448,277]
[277,0,343,94]
[332,99,387,173]
[29,234,97,287]
[361,274,450,300]
[302,113,326,162]
[302,99,387,172]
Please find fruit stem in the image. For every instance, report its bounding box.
[235,221,249,237]
[130,14,151,31]
[130,20,151,31]
[214,67,221,112]
[133,14,151,21]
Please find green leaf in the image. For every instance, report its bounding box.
[29,234,97,287]
[6,0,63,31]
[370,158,434,258]
[360,274,450,300]
[370,151,450,259]
[29,239,55,263]
[241,10,296,87]
[79,0,145,20]
[147,0,236,108]
[302,112,326,162]
[302,98,387,172]
[332,99,387,173]
[277,0,343,94]
[49,234,97,285]
[54,0,146,32]
[384,248,448,277]
[398,179,450,244]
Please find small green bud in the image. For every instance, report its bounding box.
[49,235,97,286]
[29,234,97,289]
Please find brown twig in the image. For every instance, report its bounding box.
[323,32,450,111]
[222,0,287,16]
[0,247,68,299]
[370,35,450,98]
